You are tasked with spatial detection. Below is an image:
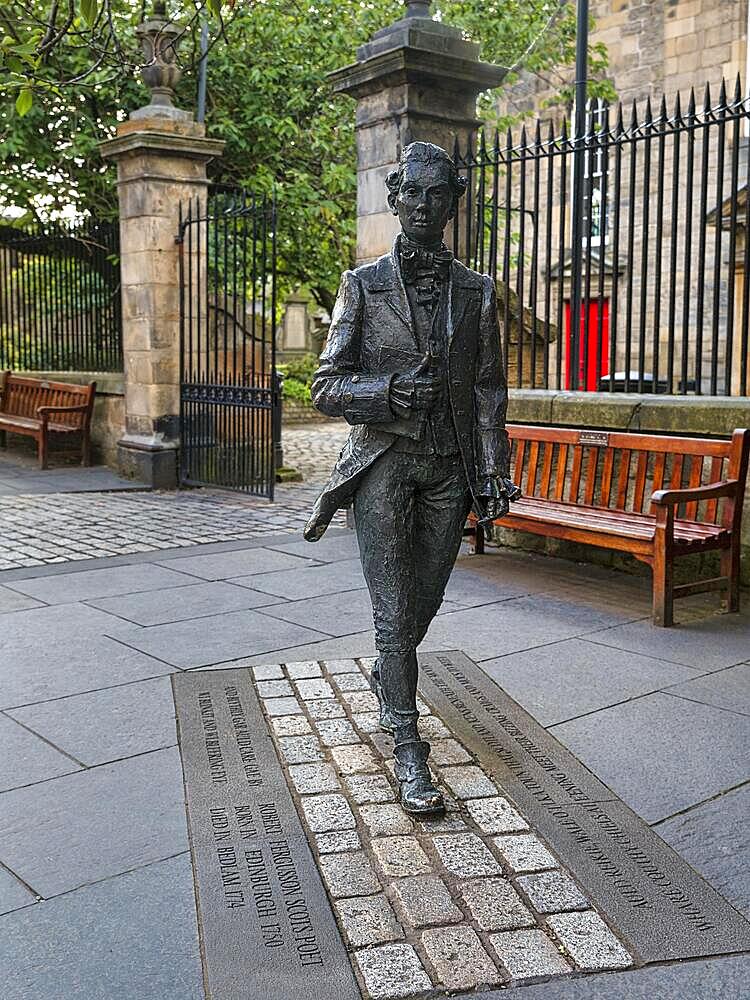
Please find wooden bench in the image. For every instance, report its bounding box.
[0,372,96,470]
[467,424,750,626]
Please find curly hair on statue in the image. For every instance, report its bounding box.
[385,141,468,208]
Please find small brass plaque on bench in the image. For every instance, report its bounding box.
[579,430,609,447]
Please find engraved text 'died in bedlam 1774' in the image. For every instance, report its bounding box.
[172,668,361,1000]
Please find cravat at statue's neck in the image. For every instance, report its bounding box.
[400,234,445,255]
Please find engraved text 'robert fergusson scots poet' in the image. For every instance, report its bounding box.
[305,142,519,814]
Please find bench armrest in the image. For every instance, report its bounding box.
[36,404,89,417]
[651,479,739,506]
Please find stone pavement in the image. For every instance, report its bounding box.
[0,449,140,496]
[0,523,748,999]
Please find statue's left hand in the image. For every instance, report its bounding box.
[476,476,521,520]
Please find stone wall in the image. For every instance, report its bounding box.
[504,1,746,116]
[499,389,750,584]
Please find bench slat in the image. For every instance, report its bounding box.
[539,442,554,499]
[526,440,540,495]
[513,439,526,486]
[601,448,615,506]
[652,452,666,496]
[616,449,631,508]
[553,443,568,501]
[584,447,598,506]
[569,446,583,503]
[685,455,704,521]
[633,451,648,512]
[705,456,724,524]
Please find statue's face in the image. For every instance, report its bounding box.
[392,158,454,245]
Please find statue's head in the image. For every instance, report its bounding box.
[386,141,467,245]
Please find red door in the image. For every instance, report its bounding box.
[565,299,610,391]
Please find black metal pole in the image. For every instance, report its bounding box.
[569,0,589,391]
[196,20,208,123]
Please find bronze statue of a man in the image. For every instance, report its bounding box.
[304,141,514,814]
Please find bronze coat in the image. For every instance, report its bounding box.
[304,243,509,541]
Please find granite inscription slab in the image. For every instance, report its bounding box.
[172,669,360,1000]
[418,650,750,963]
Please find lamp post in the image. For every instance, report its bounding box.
[568,0,590,391]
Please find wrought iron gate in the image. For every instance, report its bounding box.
[177,188,278,496]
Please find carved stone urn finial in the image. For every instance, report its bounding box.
[132,1,189,120]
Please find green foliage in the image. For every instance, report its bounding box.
[277,352,319,405]
[1,1,613,308]
[277,353,319,385]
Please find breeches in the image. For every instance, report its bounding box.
[353,448,471,652]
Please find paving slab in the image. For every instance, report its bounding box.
[111,610,328,669]
[0,586,44,614]
[4,563,197,605]
[0,602,136,640]
[0,854,203,1000]
[0,635,172,708]
[588,612,750,670]
[89,580,279,626]
[551,691,750,822]
[662,661,750,716]
[232,632,378,665]
[0,866,37,915]
[421,594,639,661]
[234,557,366,600]
[0,713,81,791]
[156,546,318,580]
[657,782,750,920]
[483,638,696,726]
[481,955,750,999]
[8,677,177,766]
[268,533,360,563]
[261,590,459,637]
[0,747,187,897]
[444,565,536,607]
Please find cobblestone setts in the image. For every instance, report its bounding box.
[0,483,348,569]
[252,658,634,999]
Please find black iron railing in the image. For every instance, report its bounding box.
[0,218,122,372]
[453,79,750,396]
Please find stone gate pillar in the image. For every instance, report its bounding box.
[99,7,223,487]
[329,2,505,265]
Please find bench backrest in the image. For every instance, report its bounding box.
[0,373,95,428]
[507,424,750,526]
